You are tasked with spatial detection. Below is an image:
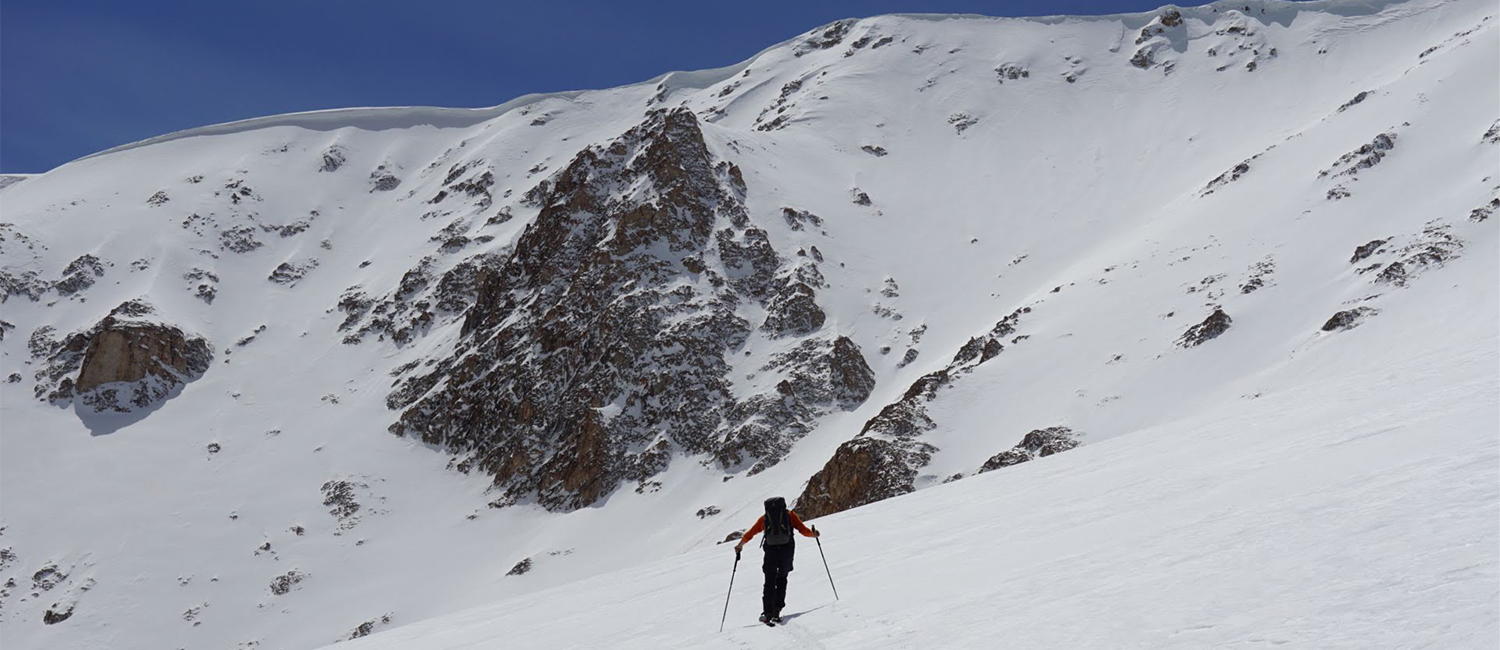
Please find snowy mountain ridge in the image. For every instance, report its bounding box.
[1,0,1495,647]
[57,0,1441,165]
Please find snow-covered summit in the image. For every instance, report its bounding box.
[1,0,1495,647]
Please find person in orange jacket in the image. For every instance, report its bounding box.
[735,496,820,625]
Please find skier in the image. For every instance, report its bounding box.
[734,496,820,625]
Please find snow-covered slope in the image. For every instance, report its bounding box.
[1,0,1496,648]
[335,339,1497,648]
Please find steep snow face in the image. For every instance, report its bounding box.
[1,0,1496,648]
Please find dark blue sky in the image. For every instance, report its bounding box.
[2,0,1170,173]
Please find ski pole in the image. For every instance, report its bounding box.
[719,547,741,632]
[813,526,839,600]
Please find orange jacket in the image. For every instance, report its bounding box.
[739,510,815,545]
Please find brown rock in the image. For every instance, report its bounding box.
[795,437,935,520]
[76,319,210,394]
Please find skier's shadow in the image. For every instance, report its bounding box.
[736,605,831,630]
[779,604,831,622]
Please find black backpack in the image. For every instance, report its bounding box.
[762,496,793,546]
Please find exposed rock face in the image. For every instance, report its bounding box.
[995,64,1030,82]
[796,436,935,520]
[796,308,1030,519]
[1469,198,1498,223]
[387,108,859,511]
[268,259,318,285]
[1337,90,1372,113]
[1178,308,1232,347]
[1350,239,1388,264]
[796,20,854,56]
[1201,155,1260,196]
[320,146,346,172]
[1369,223,1463,287]
[55,254,107,297]
[348,615,393,640]
[43,604,73,625]
[829,336,877,407]
[1320,132,1397,179]
[506,558,533,576]
[719,336,875,474]
[1321,307,1378,332]
[34,300,213,411]
[762,281,826,336]
[978,427,1081,472]
[269,570,306,595]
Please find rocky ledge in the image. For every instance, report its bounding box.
[30,300,212,412]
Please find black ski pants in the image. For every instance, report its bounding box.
[761,542,795,617]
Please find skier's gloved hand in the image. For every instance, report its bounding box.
[810,525,821,538]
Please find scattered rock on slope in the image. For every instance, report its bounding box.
[978,427,1081,472]
[1321,307,1378,332]
[506,558,532,576]
[797,309,1030,519]
[348,614,393,640]
[269,570,306,595]
[1350,239,1388,263]
[55,254,107,297]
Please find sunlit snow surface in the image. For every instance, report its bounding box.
[344,345,1496,649]
[1,0,1495,647]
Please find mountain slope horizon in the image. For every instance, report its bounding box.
[1,0,1495,647]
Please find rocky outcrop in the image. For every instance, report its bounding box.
[978,427,1081,472]
[1350,239,1388,264]
[1337,90,1372,113]
[1178,308,1232,347]
[994,64,1030,82]
[795,20,854,57]
[386,108,855,511]
[1469,198,1497,223]
[269,570,306,595]
[718,336,875,474]
[348,615,393,640]
[1319,132,1397,180]
[1201,157,1255,196]
[1321,307,1378,332]
[796,436,936,520]
[796,308,1031,519]
[32,301,212,411]
[55,255,107,297]
[763,281,826,336]
[43,604,73,625]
